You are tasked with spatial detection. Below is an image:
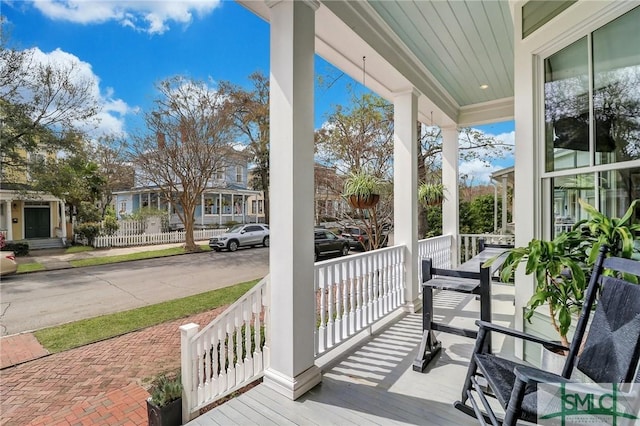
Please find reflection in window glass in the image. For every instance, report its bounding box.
[552,173,595,236]
[545,38,590,172]
[599,167,640,220]
[593,7,640,165]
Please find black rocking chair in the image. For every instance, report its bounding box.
[455,246,640,425]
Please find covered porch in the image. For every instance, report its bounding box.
[188,271,516,425]
[180,0,640,423]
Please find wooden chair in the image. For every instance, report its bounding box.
[454,246,640,425]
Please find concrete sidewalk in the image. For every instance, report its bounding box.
[16,241,210,271]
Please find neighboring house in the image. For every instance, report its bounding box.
[114,148,265,227]
[0,149,68,247]
[314,164,347,223]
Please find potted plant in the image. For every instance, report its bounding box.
[488,199,640,349]
[343,170,382,209]
[418,182,446,207]
[147,373,183,426]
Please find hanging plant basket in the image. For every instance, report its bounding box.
[348,194,380,209]
[423,194,443,207]
[418,183,446,208]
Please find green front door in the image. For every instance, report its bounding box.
[24,207,50,239]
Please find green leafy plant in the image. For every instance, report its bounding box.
[149,374,182,407]
[4,242,29,256]
[487,199,640,347]
[74,222,101,246]
[102,216,119,236]
[343,170,382,209]
[343,170,382,198]
[418,182,446,207]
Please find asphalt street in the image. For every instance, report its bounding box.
[0,247,269,336]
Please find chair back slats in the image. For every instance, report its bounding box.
[561,246,608,377]
[577,275,640,384]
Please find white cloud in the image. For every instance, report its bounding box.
[29,47,132,138]
[459,159,500,185]
[31,0,222,34]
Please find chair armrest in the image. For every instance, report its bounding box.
[475,320,569,352]
[513,365,570,385]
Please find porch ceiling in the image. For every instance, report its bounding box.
[237,0,515,127]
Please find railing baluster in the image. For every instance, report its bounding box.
[347,261,355,335]
[333,263,341,343]
[327,266,335,348]
[317,266,326,354]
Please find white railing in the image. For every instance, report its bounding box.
[93,228,227,248]
[314,246,405,357]
[458,233,514,263]
[180,276,269,423]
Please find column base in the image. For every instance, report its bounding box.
[263,364,322,400]
[403,297,422,314]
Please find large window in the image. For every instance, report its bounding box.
[543,6,640,235]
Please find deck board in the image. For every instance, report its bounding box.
[188,283,515,425]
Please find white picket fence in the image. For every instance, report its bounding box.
[116,219,148,235]
[93,229,227,248]
[180,276,269,422]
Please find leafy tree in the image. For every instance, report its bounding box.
[93,135,134,217]
[130,76,237,252]
[0,18,100,180]
[316,89,394,178]
[29,141,106,221]
[221,71,271,223]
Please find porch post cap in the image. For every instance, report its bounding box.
[266,0,320,11]
[393,87,422,98]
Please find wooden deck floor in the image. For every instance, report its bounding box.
[188,283,515,425]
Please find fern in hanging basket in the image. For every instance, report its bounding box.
[343,170,382,209]
[418,182,446,207]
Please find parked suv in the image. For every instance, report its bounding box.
[314,229,349,261]
[209,224,270,252]
[341,226,389,251]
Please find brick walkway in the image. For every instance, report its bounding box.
[0,334,49,369]
[0,308,225,426]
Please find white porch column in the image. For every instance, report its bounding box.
[441,127,460,267]
[393,89,420,312]
[6,201,13,240]
[501,175,508,232]
[60,201,67,240]
[264,0,321,400]
[201,193,205,226]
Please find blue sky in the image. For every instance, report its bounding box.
[2,0,513,182]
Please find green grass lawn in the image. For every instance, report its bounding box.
[65,246,95,254]
[16,262,46,273]
[34,278,259,353]
[68,245,211,268]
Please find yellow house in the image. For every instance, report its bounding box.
[0,150,68,248]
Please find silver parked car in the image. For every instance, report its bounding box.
[209,224,270,252]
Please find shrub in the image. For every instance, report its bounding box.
[75,222,101,246]
[102,216,119,236]
[4,242,29,256]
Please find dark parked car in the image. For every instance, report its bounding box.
[341,226,389,251]
[314,229,349,261]
[209,224,270,252]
